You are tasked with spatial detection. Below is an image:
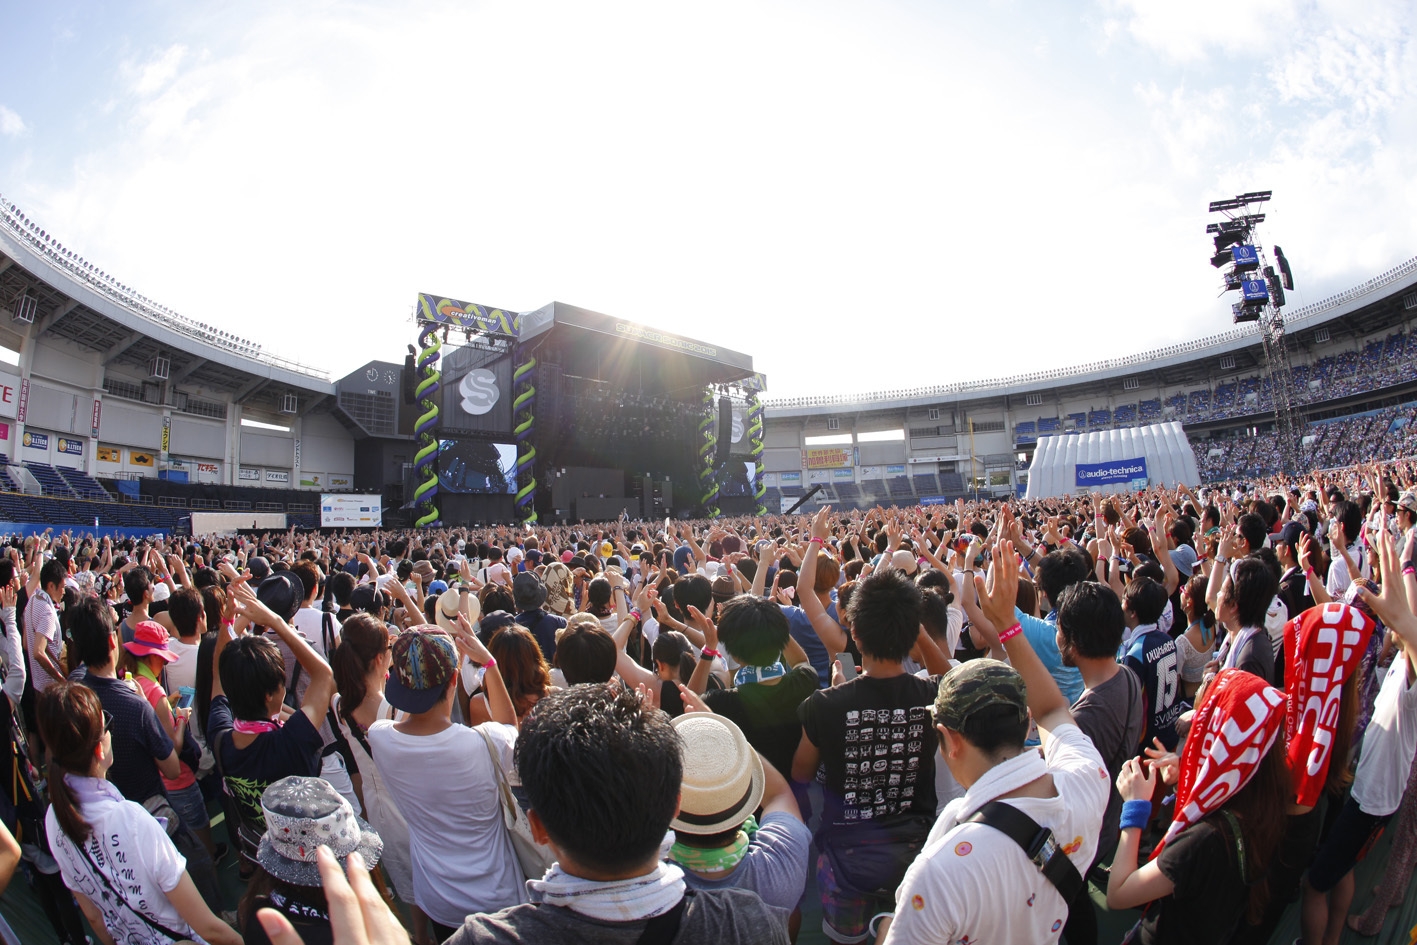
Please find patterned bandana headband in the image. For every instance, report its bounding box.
[1155,668,1285,857]
[1285,603,1374,807]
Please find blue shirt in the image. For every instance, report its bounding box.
[1015,608,1084,705]
[781,597,840,687]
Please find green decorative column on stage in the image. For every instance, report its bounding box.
[412,323,442,527]
[746,392,766,515]
[698,388,720,518]
[513,352,538,524]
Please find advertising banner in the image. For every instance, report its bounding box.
[239,467,260,481]
[921,496,950,505]
[886,464,906,475]
[320,494,384,528]
[0,371,20,420]
[22,431,47,451]
[300,472,323,487]
[56,437,83,456]
[130,450,155,467]
[802,447,855,469]
[91,398,102,437]
[779,471,801,484]
[1074,457,1148,487]
[808,469,831,483]
[265,470,290,483]
[328,474,353,489]
[161,416,171,453]
[858,465,881,480]
[832,468,854,480]
[0,423,9,441]
[196,462,219,481]
[16,380,27,423]
[293,438,302,470]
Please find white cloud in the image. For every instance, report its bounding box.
[7,1,1417,399]
[0,106,25,137]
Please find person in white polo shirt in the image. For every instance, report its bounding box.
[878,539,1108,945]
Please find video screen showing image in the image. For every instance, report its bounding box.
[437,440,516,494]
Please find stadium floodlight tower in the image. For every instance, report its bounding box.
[1208,190,1299,475]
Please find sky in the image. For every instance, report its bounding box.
[0,0,1413,400]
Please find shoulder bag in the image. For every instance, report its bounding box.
[475,725,556,880]
[73,837,194,943]
[964,800,1084,903]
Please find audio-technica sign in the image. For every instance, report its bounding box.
[1075,457,1148,487]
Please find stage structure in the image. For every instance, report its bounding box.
[410,296,762,525]
[1208,190,1299,474]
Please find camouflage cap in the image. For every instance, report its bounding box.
[933,658,1028,731]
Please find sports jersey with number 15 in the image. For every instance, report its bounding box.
[1124,628,1183,752]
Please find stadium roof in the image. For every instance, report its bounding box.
[0,204,334,414]
[766,254,1417,417]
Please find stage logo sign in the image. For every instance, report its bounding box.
[1075,457,1148,487]
[459,369,500,416]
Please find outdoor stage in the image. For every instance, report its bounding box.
[407,296,767,526]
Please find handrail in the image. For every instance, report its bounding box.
[0,196,331,381]
[765,254,1417,408]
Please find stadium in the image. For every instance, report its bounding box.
[3,189,1413,530]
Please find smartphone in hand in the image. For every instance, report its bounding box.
[835,651,859,682]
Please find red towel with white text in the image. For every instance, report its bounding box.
[1284,603,1374,807]
[1155,668,1285,856]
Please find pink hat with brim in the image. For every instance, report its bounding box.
[123,620,178,662]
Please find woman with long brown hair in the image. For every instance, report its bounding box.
[467,625,552,724]
[330,614,421,942]
[38,681,241,945]
[1107,669,1291,944]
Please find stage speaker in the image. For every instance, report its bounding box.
[716,396,733,465]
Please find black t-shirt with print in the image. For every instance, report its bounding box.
[797,672,937,840]
[207,695,323,833]
[704,665,819,777]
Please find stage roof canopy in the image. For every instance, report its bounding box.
[416,294,764,392]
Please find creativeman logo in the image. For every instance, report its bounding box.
[459,369,500,416]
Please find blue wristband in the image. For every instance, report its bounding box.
[1120,799,1152,831]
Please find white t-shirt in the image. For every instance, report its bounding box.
[884,723,1108,945]
[47,775,202,945]
[480,562,512,586]
[166,637,202,696]
[1326,544,1370,598]
[1352,654,1417,817]
[368,720,527,926]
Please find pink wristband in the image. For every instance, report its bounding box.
[483,656,497,671]
[998,622,1023,644]
[809,537,825,545]
[1405,567,1416,577]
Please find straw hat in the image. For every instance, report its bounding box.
[670,713,765,835]
[434,586,481,634]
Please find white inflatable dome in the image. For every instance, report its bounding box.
[1024,420,1199,500]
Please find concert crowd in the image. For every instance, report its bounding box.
[4,458,1417,945]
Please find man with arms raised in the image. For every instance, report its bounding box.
[879,540,1108,944]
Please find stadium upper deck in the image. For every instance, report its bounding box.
[760,254,1417,506]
